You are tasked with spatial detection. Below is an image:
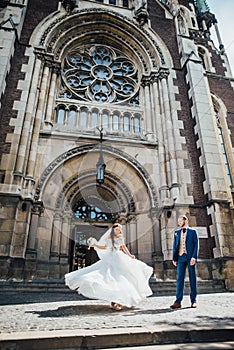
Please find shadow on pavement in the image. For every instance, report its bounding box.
[25,304,174,318]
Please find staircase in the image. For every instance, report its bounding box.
[150,279,226,295]
[0,278,226,295]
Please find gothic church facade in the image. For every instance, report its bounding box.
[0,0,234,289]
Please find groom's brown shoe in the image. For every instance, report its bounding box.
[191,303,197,308]
[170,302,181,309]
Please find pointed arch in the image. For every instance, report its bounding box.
[197,44,213,72]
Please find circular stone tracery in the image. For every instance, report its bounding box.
[60,45,139,105]
[92,65,112,81]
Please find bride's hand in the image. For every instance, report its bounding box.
[87,238,97,249]
[130,254,135,259]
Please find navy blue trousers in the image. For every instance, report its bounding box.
[175,253,197,304]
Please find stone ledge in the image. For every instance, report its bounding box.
[0,326,234,350]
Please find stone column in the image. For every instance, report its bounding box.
[150,208,162,256]
[49,212,62,279]
[25,201,44,280]
[44,64,60,129]
[126,215,138,257]
[152,77,167,203]
[151,208,164,280]
[26,63,50,178]
[60,213,71,256]
[14,58,42,177]
[157,73,170,203]
[142,78,153,136]
[26,201,44,251]
[160,73,178,188]
[50,212,62,260]
[149,75,157,139]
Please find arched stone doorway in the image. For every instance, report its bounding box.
[31,144,158,280]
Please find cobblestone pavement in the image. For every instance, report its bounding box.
[0,291,233,335]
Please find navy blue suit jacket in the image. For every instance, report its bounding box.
[172,227,199,262]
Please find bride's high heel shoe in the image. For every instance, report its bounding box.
[110,302,122,310]
[114,304,122,311]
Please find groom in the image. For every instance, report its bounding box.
[170,215,199,309]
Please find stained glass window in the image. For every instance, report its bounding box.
[74,204,114,222]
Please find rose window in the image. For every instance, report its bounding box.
[60,45,139,105]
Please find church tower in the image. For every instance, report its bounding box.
[0,0,234,290]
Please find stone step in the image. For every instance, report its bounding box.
[0,327,234,350]
[0,279,226,295]
[150,279,226,295]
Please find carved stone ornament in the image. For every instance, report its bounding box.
[134,0,149,26]
[61,0,76,13]
[31,201,45,216]
[39,9,166,67]
[141,68,170,86]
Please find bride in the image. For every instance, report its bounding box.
[65,223,153,310]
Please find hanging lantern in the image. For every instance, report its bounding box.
[96,128,106,184]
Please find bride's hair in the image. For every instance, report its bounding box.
[110,223,122,249]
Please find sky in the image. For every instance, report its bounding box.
[208,0,234,75]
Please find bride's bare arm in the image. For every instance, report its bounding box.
[90,244,107,250]
[120,244,135,259]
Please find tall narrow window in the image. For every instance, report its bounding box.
[80,107,88,128]
[113,111,120,130]
[123,113,130,132]
[198,47,206,69]
[68,107,76,126]
[57,105,66,124]
[214,106,233,187]
[197,46,212,72]
[102,110,109,129]
[91,109,98,128]
[133,114,140,133]
[217,126,233,187]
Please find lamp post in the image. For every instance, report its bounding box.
[96,127,106,184]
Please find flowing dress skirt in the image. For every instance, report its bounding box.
[65,249,153,307]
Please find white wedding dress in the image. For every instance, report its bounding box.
[65,234,153,307]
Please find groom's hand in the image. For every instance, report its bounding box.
[190,258,196,266]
